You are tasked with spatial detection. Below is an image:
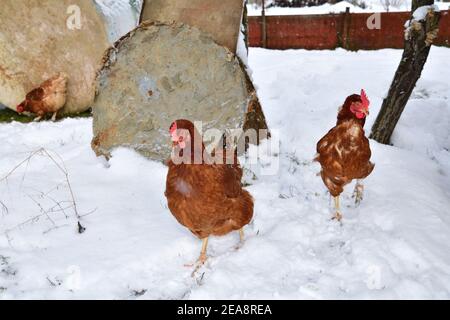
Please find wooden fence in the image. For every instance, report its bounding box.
[248,9,450,50]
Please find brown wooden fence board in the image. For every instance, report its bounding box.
[248,10,450,50]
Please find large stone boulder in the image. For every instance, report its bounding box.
[0,0,140,115]
[140,0,244,53]
[92,22,259,161]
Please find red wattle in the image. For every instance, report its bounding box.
[356,112,365,119]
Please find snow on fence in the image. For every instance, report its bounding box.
[248,10,450,50]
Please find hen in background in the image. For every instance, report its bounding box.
[316,90,375,221]
[16,72,68,121]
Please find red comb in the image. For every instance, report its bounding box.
[169,122,177,134]
[361,89,370,109]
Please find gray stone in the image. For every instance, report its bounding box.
[92,22,253,161]
[140,0,244,53]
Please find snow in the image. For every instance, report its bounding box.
[248,0,450,16]
[248,1,367,16]
[412,4,440,21]
[94,0,142,43]
[1,47,450,299]
[237,22,250,69]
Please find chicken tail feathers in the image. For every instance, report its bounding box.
[213,190,254,237]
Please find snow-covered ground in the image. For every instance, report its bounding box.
[248,0,450,16]
[1,47,449,299]
[94,0,142,42]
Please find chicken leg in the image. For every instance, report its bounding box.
[51,112,58,122]
[352,180,364,206]
[239,228,244,242]
[185,237,209,269]
[332,196,343,222]
[198,237,209,264]
[189,237,209,277]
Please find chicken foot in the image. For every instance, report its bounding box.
[352,180,364,206]
[188,237,209,276]
[332,196,343,222]
[234,228,245,250]
[239,228,244,242]
[198,237,209,264]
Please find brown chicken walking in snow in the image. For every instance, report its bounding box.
[316,90,375,221]
[16,72,68,121]
[165,119,254,265]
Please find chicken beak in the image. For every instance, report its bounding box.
[364,109,369,116]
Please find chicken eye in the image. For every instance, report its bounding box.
[179,136,184,142]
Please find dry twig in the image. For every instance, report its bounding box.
[0,147,87,234]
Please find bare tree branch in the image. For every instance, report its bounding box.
[0,147,88,234]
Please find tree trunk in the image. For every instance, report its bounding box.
[242,0,249,51]
[262,0,267,48]
[242,0,271,144]
[369,0,440,144]
[138,0,146,25]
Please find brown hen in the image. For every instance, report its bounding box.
[316,90,375,221]
[165,119,253,265]
[16,72,68,121]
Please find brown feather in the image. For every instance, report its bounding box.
[165,120,253,239]
[316,94,374,197]
[18,73,68,116]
